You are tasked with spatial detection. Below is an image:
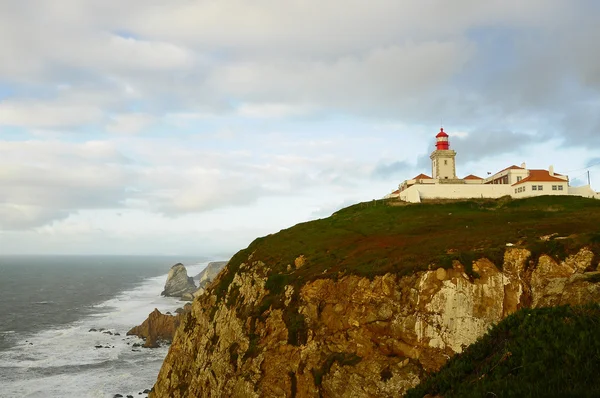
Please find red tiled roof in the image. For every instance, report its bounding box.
[463,174,483,180]
[392,189,400,194]
[413,173,432,180]
[512,169,567,186]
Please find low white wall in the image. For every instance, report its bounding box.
[399,186,422,203]
[400,184,512,203]
[568,185,597,198]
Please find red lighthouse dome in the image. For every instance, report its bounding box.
[435,127,449,150]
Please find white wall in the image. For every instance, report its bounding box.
[513,181,571,197]
[398,181,598,204]
[464,179,484,185]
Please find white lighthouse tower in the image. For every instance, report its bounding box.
[430,128,457,180]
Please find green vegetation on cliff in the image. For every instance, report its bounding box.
[405,304,600,398]
[217,196,600,295]
[212,195,600,349]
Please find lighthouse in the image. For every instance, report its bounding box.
[430,128,457,180]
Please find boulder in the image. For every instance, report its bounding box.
[161,263,196,298]
[174,303,192,314]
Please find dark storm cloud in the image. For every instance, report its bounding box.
[451,131,536,163]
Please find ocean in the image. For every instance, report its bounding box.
[0,255,211,398]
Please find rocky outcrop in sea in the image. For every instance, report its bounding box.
[160,263,196,298]
[126,304,191,348]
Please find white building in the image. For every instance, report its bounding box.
[387,129,599,203]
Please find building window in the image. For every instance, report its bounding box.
[515,189,518,194]
[517,176,522,182]
[538,185,543,191]
[532,185,537,191]
[558,185,564,191]
[444,160,448,165]
[552,185,557,190]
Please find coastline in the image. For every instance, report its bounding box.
[0,258,210,398]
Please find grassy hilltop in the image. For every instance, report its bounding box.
[209,195,600,349]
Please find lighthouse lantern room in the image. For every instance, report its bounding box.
[435,128,449,150]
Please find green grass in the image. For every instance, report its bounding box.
[209,196,600,357]
[405,304,600,398]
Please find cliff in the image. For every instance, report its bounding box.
[149,196,600,397]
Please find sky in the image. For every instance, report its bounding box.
[1,0,600,257]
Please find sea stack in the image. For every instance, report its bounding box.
[160,263,196,298]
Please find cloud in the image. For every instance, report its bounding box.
[0,132,388,230]
[0,100,103,128]
[371,161,411,180]
[0,140,132,229]
[1,0,598,140]
[210,41,474,118]
[237,103,313,119]
[451,130,536,163]
[106,113,155,134]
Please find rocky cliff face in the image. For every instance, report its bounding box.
[161,263,196,298]
[150,248,600,397]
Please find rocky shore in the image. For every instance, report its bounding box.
[126,261,227,348]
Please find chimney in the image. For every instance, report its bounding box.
[520,162,526,169]
[549,165,554,176]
